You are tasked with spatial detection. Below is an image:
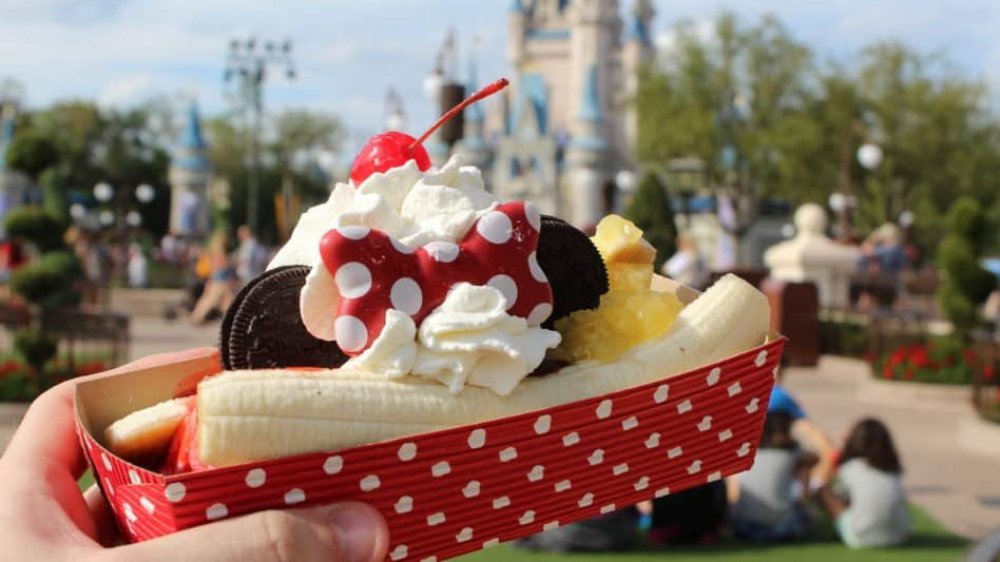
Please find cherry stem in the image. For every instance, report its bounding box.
[409,78,510,150]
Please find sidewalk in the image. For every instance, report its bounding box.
[784,355,1000,540]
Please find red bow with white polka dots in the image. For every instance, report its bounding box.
[318,202,554,355]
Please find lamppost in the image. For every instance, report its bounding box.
[224,36,296,233]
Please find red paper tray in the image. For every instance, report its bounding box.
[76,338,782,561]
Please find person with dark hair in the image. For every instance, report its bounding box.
[727,411,817,542]
[816,418,911,548]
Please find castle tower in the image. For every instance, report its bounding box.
[454,60,492,172]
[168,101,213,237]
[564,64,609,228]
[621,0,655,161]
[487,0,650,227]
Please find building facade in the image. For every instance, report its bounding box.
[486,0,655,229]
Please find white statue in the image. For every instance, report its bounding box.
[764,203,861,308]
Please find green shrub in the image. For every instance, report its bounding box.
[9,252,82,309]
[13,329,58,374]
[625,172,677,271]
[936,197,996,341]
[4,207,67,253]
[5,130,58,180]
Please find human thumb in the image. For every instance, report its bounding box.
[109,502,388,562]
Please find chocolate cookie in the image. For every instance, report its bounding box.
[221,266,349,370]
[537,215,609,329]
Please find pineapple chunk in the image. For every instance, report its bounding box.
[591,215,657,265]
[608,263,654,292]
[552,288,684,364]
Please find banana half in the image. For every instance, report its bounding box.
[105,274,771,468]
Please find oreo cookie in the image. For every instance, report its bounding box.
[537,215,609,329]
[221,266,349,370]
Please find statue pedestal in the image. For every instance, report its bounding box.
[764,203,860,309]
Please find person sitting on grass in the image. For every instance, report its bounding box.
[727,411,818,542]
[769,374,838,487]
[815,418,911,548]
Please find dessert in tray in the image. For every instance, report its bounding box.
[81,80,779,560]
[102,79,773,473]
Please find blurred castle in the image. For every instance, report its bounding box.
[451,0,655,229]
[168,101,213,237]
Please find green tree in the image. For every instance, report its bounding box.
[852,43,1000,251]
[5,129,58,180]
[936,197,995,342]
[207,108,344,243]
[625,172,677,270]
[636,13,814,199]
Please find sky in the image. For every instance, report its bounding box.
[2,0,1000,156]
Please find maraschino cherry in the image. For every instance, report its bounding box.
[349,78,510,185]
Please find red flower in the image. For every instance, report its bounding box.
[910,347,932,368]
[964,349,977,366]
[882,364,894,379]
[985,365,996,382]
[904,368,915,380]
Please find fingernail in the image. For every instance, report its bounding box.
[326,503,387,562]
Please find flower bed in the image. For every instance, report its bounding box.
[873,339,989,385]
[0,352,111,401]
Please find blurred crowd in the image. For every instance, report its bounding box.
[161,226,271,325]
[516,374,910,552]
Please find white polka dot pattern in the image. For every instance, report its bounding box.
[487,274,518,310]
[397,443,417,462]
[83,338,783,560]
[476,211,513,244]
[245,468,267,488]
[334,315,368,352]
[422,241,460,263]
[390,278,423,316]
[335,262,372,299]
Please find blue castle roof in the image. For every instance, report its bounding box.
[181,102,207,151]
[511,73,549,134]
[628,14,652,45]
[174,101,211,173]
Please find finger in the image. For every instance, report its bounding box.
[109,502,389,562]
[85,484,125,547]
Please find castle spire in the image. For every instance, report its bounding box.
[627,0,654,46]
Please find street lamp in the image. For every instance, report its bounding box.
[224,35,296,233]
[135,183,155,204]
[857,142,883,171]
[94,182,113,203]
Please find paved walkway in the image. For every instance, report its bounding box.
[784,356,1000,540]
[2,314,998,541]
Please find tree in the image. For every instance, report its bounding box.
[936,197,995,342]
[625,172,677,271]
[207,109,344,243]
[5,129,58,180]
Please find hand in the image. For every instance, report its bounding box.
[0,348,389,562]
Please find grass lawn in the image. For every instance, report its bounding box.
[458,505,968,562]
[78,471,966,561]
